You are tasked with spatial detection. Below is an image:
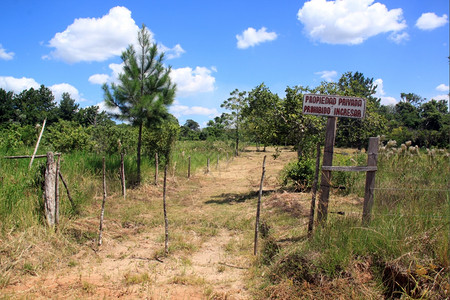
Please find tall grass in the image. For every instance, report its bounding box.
[0,140,234,233]
[260,149,449,298]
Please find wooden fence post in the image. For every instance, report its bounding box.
[163,165,169,255]
[188,156,191,178]
[317,117,337,223]
[55,154,61,229]
[29,118,46,170]
[308,143,321,236]
[44,152,57,227]
[155,152,159,185]
[207,158,210,173]
[254,155,267,255]
[98,157,107,246]
[362,137,379,225]
[121,152,126,199]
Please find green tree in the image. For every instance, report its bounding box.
[180,119,200,140]
[0,88,15,125]
[58,92,79,121]
[221,89,247,156]
[75,105,112,127]
[243,83,281,151]
[13,85,57,126]
[103,24,176,185]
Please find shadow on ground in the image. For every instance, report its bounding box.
[205,190,275,205]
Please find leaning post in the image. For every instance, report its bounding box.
[362,137,379,225]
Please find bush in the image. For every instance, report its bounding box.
[281,157,315,191]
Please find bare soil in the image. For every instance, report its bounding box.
[1,147,297,299]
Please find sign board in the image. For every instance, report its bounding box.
[302,94,366,119]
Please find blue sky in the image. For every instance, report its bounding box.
[0,0,448,126]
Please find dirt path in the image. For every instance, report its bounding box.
[2,147,296,299]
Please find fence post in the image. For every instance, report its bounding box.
[120,152,126,199]
[362,137,379,225]
[308,143,321,236]
[188,156,191,178]
[155,152,159,185]
[317,117,337,223]
[254,155,267,255]
[44,152,57,227]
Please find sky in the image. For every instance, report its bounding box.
[0,0,449,127]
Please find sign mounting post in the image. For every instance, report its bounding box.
[302,94,366,224]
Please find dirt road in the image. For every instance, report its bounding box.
[2,147,296,299]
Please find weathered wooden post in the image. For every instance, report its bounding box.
[207,158,210,173]
[44,152,57,227]
[163,165,169,255]
[188,156,191,178]
[362,137,379,225]
[120,152,126,199]
[155,152,159,185]
[55,154,61,229]
[98,157,107,246]
[254,155,267,255]
[317,117,337,223]
[308,143,321,236]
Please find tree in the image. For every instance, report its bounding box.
[13,85,57,126]
[180,119,200,140]
[103,24,176,185]
[0,88,15,125]
[58,92,79,121]
[243,83,281,151]
[221,89,247,156]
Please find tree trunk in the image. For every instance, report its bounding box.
[137,123,143,186]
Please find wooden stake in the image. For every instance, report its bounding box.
[216,154,219,170]
[44,152,56,227]
[120,152,126,199]
[55,154,61,230]
[155,152,159,185]
[163,165,169,255]
[254,155,267,255]
[188,156,191,178]
[98,157,107,246]
[362,137,379,225]
[29,118,46,170]
[207,158,210,173]
[317,117,337,223]
[308,143,321,236]
[59,171,74,208]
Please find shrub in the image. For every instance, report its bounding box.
[281,157,314,191]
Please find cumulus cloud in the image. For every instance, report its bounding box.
[436,83,449,92]
[159,44,186,59]
[0,44,14,60]
[46,6,140,63]
[50,83,86,102]
[170,66,216,97]
[374,78,397,105]
[88,74,110,85]
[297,0,407,45]
[388,31,409,44]
[170,101,219,118]
[0,76,40,93]
[315,70,337,81]
[236,27,278,49]
[89,63,124,85]
[416,13,448,30]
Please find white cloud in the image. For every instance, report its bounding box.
[297,0,407,45]
[159,44,185,59]
[89,63,124,85]
[374,78,398,105]
[170,66,216,97]
[315,70,337,81]
[47,6,140,63]
[88,74,110,85]
[0,44,14,60]
[416,13,448,31]
[0,76,40,93]
[436,83,449,92]
[96,101,121,115]
[236,27,278,49]
[388,31,409,44]
[50,83,86,102]
[432,94,449,102]
[170,101,219,118]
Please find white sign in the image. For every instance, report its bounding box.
[302,94,366,119]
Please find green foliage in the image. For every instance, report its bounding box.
[142,116,180,164]
[280,157,315,191]
[45,120,94,153]
[0,123,36,151]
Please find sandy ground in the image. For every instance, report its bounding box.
[2,147,297,299]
